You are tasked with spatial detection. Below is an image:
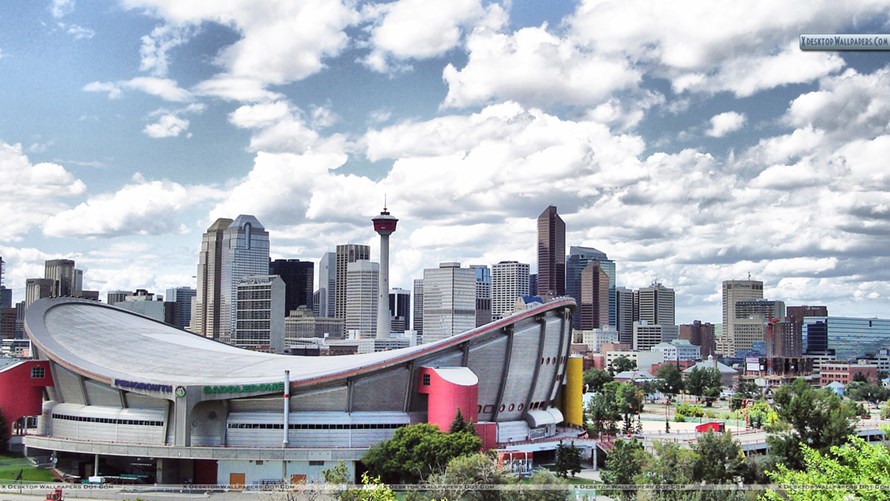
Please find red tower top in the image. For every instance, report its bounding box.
[372,207,398,235]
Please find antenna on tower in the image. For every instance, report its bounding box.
[384,194,387,211]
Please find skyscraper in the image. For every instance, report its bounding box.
[786,305,827,357]
[269,259,314,314]
[165,286,196,330]
[335,244,371,321]
[566,247,616,328]
[615,286,634,345]
[422,262,476,343]
[469,264,492,327]
[733,299,785,355]
[44,259,76,297]
[721,279,763,356]
[635,281,675,326]
[372,207,398,339]
[537,206,565,297]
[220,215,270,342]
[317,252,336,318]
[579,261,610,330]
[233,275,285,353]
[389,288,411,333]
[25,278,54,308]
[0,257,10,309]
[491,261,530,320]
[192,217,233,338]
[413,278,424,337]
[345,260,378,338]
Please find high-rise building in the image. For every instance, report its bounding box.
[422,262,475,343]
[733,299,785,356]
[802,316,890,362]
[345,260,378,338]
[317,252,336,318]
[0,256,10,309]
[115,290,165,322]
[165,287,196,330]
[528,274,538,296]
[615,287,634,345]
[679,321,717,358]
[233,275,285,353]
[566,247,616,329]
[633,321,674,351]
[721,279,763,356]
[25,278,55,309]
[372,207,398,339]
[413,278,424,337]
[491,261,530,320]
[537,206,565,297]
[44,259,76,297]
[335,244,371,321]
[106,290,132,306]
[0,307,15,339]
[269,259,314,314]
[389,288,411,333]
[192,217,233,338]
[285,306,344,342]
[220,215,270,342]
[786,305,827,357]
[469,265,492,327]
[635,281,675,326]
[579,261,610,330]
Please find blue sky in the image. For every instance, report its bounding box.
[2,0,890,324]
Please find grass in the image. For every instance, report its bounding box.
[0,453,56,484]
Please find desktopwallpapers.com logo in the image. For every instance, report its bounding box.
[800,34,890,50]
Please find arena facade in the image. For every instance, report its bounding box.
[22,297,579,485]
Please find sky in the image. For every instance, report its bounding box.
[2,0,890,325]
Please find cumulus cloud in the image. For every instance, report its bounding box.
[42,175,222,238]
[84,77,191,102]
[65,24,95,40]
[143,113,189,138]
[228,101,346,154]
[0,142,85,239]
[139,23,195,76]
[706,111,746,137]
[50,0,75,18]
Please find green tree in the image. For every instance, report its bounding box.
[583,368,613,393]
[610,356,636,374]
[554,441,581,478]
[586,383,621,437]
[614,382,644,434]
[426,453,512,501]
[767,378,857,471]
[517,469,569,501]
[655,363,684,398]
[362,423,482,483]
[636,442,696,501]
[685,367,722,406]
[761,436,890,501]
[845,381,890,407]
[690,431,748,485]
[449,408,477,435]
[600,438,650,501]
[340,473,398,501]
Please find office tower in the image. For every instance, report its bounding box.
[73,269,83,296]
[491,261,530,320]
[633,321,666,351]
[537,205,565,297]
[680,320,716,358]
[0,307,15,339]
[733,299,785,356]
[335,244,371,321]
[422,263,476,343]
[529,274,538,296]
[721,279,763,356]
[372,207,398,339]
[345,260,378,338]
[192,217,233,338]
[220,215,270,342]
[413,279,424,337]
[469,265,492,327]
[634,281,675,326]
[317,252,336,318]
[0,257,10,309]
[579,261,610,330]
[269,259,314,314]
[25,278,54,308]
[566,247,616,329]
[615,287,634,345]
[389,288,411,333]
[106,290,132,306]
[165,287,196,330]
[802,316,890,361]
[786,305,827,357]
[233,275,285,353]
[285,306,345,341]
[44,259,76,297]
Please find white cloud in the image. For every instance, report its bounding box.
[0,142,85,239]
[228,101,346,154]
[139,23,194,76]
[143,113,189,138]
[43,176,222,238]
[706,111,746,138]
[84,77,191,102]
[192,75,284,103]
[83,81,122,99]
[50,0,75,18]
[66,24,95,40]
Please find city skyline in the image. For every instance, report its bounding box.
[2,1,890,324]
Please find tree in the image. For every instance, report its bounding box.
[583,368,612,393]
[762,436,890,501]
[655,363,684,398]
[426,453,512,501]
[586,383,621,437]
[610,356,636,374]
[767,378,858,470]
[636,442,696,501]
[554,441,581,478]
[685,367,723,406]
[690,431,748,485]
[449,408,477,435]
[517,469,569,501]
[339,473,398,501]
[600,438,650,501]
[845,381,890,407]
[614,382,644,434]
[362,423,482,483]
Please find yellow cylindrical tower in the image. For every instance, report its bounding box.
[562,356,584,426]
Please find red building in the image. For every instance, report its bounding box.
[0,360,53,435]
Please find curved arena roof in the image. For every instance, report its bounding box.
[25,297,575,389]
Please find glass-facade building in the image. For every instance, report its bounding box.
[566,247,615,329]
[803,316,890,362]
[220,215,270,343]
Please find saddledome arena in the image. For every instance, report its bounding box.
[23,297,581,485]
